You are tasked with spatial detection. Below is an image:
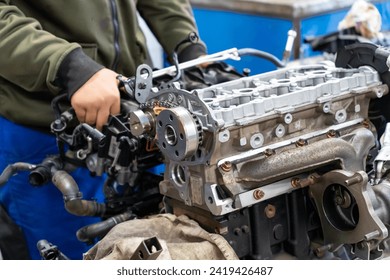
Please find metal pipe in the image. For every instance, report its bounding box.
[51,170,106,217]
[238,128,375,183]
[0,162,36,186]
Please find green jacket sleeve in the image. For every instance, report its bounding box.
[0,1,102,96]
[136,0,207,62]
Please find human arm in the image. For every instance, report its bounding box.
[136,0,207,62]
[0,1,120,130]
[0,1,81,93]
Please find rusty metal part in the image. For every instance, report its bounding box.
[220,161,232,172]
[265,204,276,218]
[253,189,265,200]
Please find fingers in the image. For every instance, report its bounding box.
[94,92,121,130]
[111,95,121,116]
[70,68,121,130]
[95,107,110,131]
[75,108,86,123]
[74,103,114,131]
[85,108,98,127]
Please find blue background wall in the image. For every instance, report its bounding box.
[193,1,390,75]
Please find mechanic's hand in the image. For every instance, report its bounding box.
[70,68,121,131]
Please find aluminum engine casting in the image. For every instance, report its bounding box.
[128,61,390,259]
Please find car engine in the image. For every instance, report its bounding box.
[130,57,390,260]
[2,44,390,260]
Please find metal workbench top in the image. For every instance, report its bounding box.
[190,0,382,19]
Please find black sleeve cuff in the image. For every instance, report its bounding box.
[177,43,207,63]
[56,48,104,99]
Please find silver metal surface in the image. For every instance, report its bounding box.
[132,60,390,259]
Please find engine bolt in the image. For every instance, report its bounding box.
[234,228,242,236]
[264,148,275,157]
[265,204,276,218]
[253,189,265,200]
[291,177,301,188]
[345,174,363,186]
[288,82,297,91]
[325,73,333,81]
[220,161,232,172]
[243,68,251,77]
[295,138,307,147]
[315,244,333,257]
[291,176,316,188]
[138,82,147,89]
[362,120,370,129]
[211,102,220,109]
[364,230,380,241]
[241,225,250,234]
[327,129,337,138]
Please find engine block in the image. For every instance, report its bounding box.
[153,64,382,207]
[124,62,390,259]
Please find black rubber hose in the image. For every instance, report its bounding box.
[51,170,106,217]
[76,210,134,243]
[0,162,36,186]
[28,156,63,186]
[237,48,286,68]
